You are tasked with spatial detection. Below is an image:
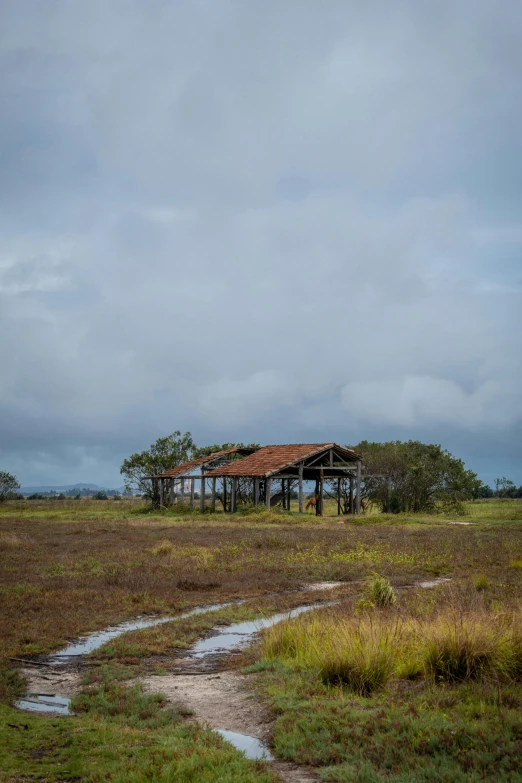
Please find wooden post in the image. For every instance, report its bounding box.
[287,481,291,512]
[200,477,205,512]
[223,479,227,513]
[254,478,260,506]
[211,477,217,511]
[349,476,354,514]
[317,469,324,516]
[159,478,164,507]
[281,479,285,510]
[231,478,237,512]
[356,461,361,514]
[169,479,175,505]
[314,477,319,515]
[180,479,185,505]
[337,477,341,515]
[298,463,304,513]
[265,478,271,508]
[387,476,392,513]
[190,478,195,510]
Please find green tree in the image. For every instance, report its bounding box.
[0,471,20,502]
[120,431,194,505]
[351,441,480,513]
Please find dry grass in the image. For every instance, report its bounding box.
[0,498,520,665]
[262,583,522,692]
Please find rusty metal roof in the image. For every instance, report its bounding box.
[208,443,359,478]
[157,447,256,478]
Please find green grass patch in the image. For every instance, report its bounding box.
[1,679,278,783]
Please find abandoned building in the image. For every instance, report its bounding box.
[150,443,368,515]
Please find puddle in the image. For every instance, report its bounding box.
[215,729,274,761]
[191,602,334,658]
[47,601,242,663]
[305,581,345,591]
[417,578,451,589]
[15,695,70,715]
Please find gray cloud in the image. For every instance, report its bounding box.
[1,0,521,487]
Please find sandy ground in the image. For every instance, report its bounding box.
[20,666,81,702]
[141,669,319,783]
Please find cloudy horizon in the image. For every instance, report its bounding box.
[1,1,521,489]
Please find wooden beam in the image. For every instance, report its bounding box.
[200,477,205,512]
[265,477,271,508]
[298,463,304,513]
[356,461,361,514]
[211,477,217,511]
[169,478,175,504]
[159,478,164,507]
[190,478,195,510]
[231,478,237,513]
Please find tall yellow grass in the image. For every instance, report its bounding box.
[262,604,522,694]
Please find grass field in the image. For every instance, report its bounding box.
[0,498,521,781]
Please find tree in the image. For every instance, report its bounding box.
[494,477,517,498]
[350,441,480,514]
[120,431,194,505]
[0,471,20,503]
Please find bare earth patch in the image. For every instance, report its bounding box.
[141,669,319,783]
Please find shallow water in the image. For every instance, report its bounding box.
[48,600,242,662]
[192,602,335,657]
[16,695,71,715]
[215,729,274,761]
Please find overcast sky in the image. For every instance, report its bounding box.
[1,1,521,487]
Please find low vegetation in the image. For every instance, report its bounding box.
[258,583,522,780]
[0,496,520,781]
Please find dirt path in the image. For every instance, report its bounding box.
[141,669,319,783]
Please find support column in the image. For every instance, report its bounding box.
[211,477,217,511]
[200,477,205,512]
[356,461,362,514]
[169,478,175,505]
[298,463,304,513]
[190,478,195,510]
[180,479,185,505]
[159,478,164,507]
[265,477,271,508]
[231,478,237,512]
[281,479,286,510]
[287,481,291,512]
[254,478,260,506]
[317,469,324,516]
[349,476,354,514]
[223,479,227,513]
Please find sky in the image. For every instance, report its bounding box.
[1,0,521,488]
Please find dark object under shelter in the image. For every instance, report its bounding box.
[151,443,364,515]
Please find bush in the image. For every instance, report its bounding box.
[364,573,397,607]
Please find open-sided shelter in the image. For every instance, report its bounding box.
[152,443,363,515]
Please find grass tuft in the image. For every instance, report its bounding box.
[364,572,397,607]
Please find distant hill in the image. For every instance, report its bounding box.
[20,483,126,495]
